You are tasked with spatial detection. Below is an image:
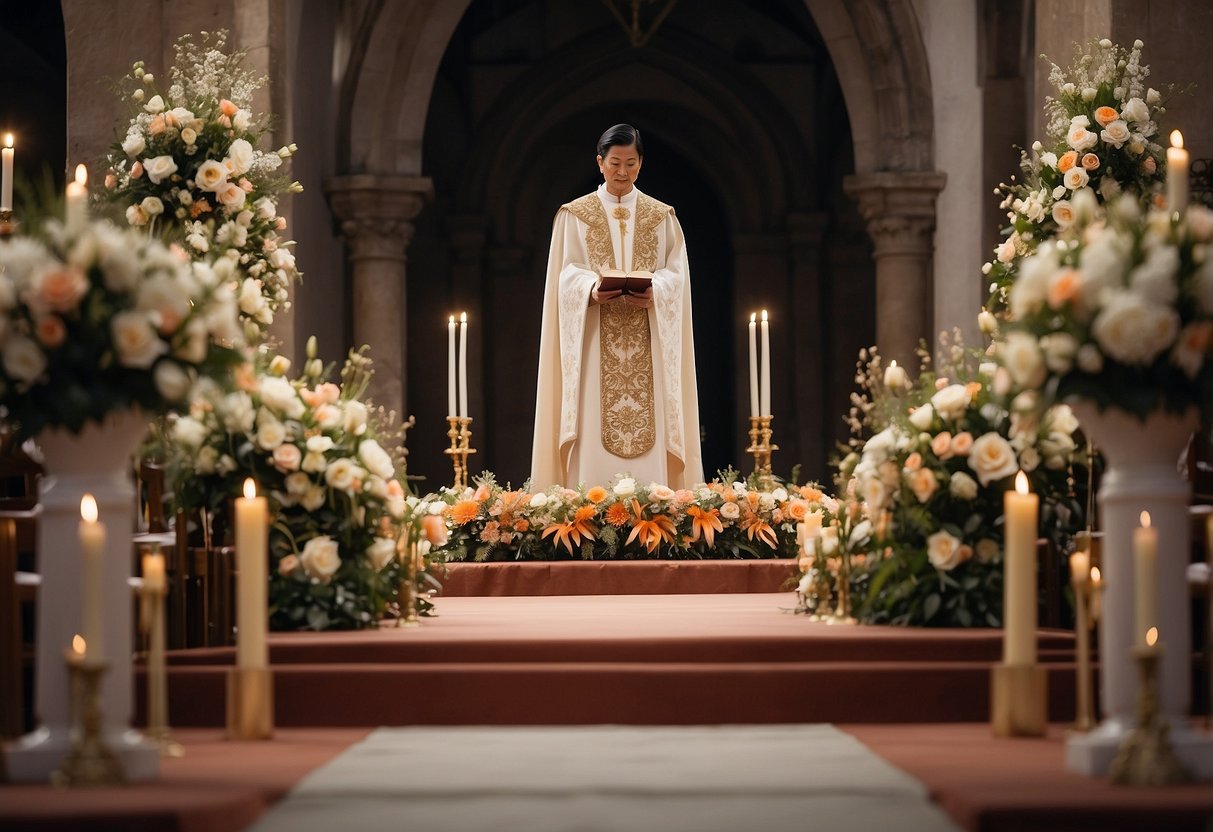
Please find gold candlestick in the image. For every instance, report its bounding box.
[444,416,478,490]
[0,208,14,237]
[745,415,778,489]
[140,583,183,757]
[827,547,857,625]
[53,652,125,786]
[225,666,274,740]
[1110,644,1192,785]
[397,537,421,628]
[991,662,1048,737]
[1071,574,1096,733]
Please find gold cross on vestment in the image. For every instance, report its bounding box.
[612,205,630,237]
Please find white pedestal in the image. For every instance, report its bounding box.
[4,412,160,782]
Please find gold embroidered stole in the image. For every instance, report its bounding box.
[562,193,670,459]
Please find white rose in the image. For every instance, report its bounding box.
[226,138,254,176]
[930,384,971,422]
[949,471,978,500]
[1002,331,1046,388]
[299,536,341,582]
[259,375,306,418]
[908,403,934,431]
[111,310,166,368]
[1039,331,1078,373]
[256,419,286,450]
[1100,120,1131,149]
[1129,244,1180,306]
[194,159,229,192]
[180,127,197,146]
[771,487,788,503]
[140,196,164,217]
[1040,151,1058,169]
[217,182,247,210]
[358,439,395,480]
[529,492,548,508]
[1067,125,1097,152]
[325,458,363,493]
[1063,166,1090,190]
[343,400,369,435]
[1121,97,1150,124]
[720,501,740,520]
[153,360,190,399]
[1146,87,1161,105]
[233,109,251,131]
[927,529,966,571]
[613,477,636,497]
[255,196,277,220]
[1091,291,1179,366]
[1040,431,1077,467]
[967,433,1020,486]
[125,204,149,226]
[144,155,178,185]
[219,391,255,432]
[861,476,888,510]
[285,471,311,495]
[307,435,334,453]
[367,537,396,571]
[273,443,302,473]
[1051,200,1075,228]
[171,416,209,449]
[1081,87,1097,102]
[301,486,326,511]
[121,131,145,156]
[1019,445,1041,472]
[144,94,165,114]
[978,310,998,336]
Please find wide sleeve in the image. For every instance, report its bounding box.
[530,209,597,488]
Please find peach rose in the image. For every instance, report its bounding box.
[421,514,448,546]
[931,431,954,460]
[950,431,974,457]
[147,114,166,135]
[35,315,66,347]
[1058,150,1079,172]
[32,264,89,313]
[217,182,247,210]
[272,443,302,473]
[909,468,938,504]
[785,499,809,522]
[1081,153,1101,170]
[1093,106,1119,127]
[903,452,923,472]
[1048,267,1081,309]
[130,161,144,179]
[219,98,239,117]
[277,554,300,576]
[586,485,608,503]
[1142,157,1157,175]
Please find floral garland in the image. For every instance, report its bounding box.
[0,217,244,438]
[1004,196,1213,421]
[163,342,418,630]
[984,37,1172,313]
[103,30,301,342]
[426,470,830,562]
[818,336,1085,627]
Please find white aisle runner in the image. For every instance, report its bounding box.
[250,725,960,832]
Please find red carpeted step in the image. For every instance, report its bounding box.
[438,559,798,596]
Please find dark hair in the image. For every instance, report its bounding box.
[597,124,643,158]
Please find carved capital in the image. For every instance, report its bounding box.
[843,171,946,257]
[325,174,434,261]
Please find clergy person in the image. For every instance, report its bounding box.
[531,124,704,489]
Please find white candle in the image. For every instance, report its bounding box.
[1068,550,1089,587]
[1089,566,1103,623]
[1003,471,1038,665]
[1167,130,1189,215]
[1,134,13,212]
[235,478,268,669]
[884,360,908,390]
[447,315,457,418]
[760,309,771,418]
[65,163,88,232]
[802,511,823,540]
[1133,511,1158,648]
[748,313,759,419]
[458,312,469,419]
[79,494,105,664]
[142,550,166,592]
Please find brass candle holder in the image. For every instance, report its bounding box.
[0,208,15,237]
[1070,570,1096,734]
[140,582,183,757]
[991,663,1048,737]
[397,537,421,628]
[827,547,857,625]
[444,416,477,490]
[225,665,274,740]
[746,415,778,489]
[53,652,125,786]
[1110,644,1191,785]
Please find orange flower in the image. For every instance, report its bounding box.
[541,506,598,554]
[799,485,823,502]
[1081,152,1101,171]
[605,503,630,527]
[1058,150,1078,172]
[513,519,530,533]
[686,505,724,548]
[625,499,676,553]
[742,516,779,549]
[190,198,212,218]
[965,381,982,398]
[447,500,480,526]
[1093,105,1118,126]
[421,514,448,546]
[586,485,609,503]
[1047,268,1081,309]
[785,499,809,522]
[746,491,760,509]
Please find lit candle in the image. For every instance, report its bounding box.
[1,133,13,212]
[748,313,759,419]
[884,359,908,390]
[458,311,469,419]
[1089,566,1102,623]
[802,511,823,540]
[448,315,457,418]
[760,309,771,418]
[1003,471,1038,665]
[142,550,166,592]
[65,163,88,232]
[235,478,268,669]
[1167,130,1189,215]
[1133,511,1158,648]
[79,494,106,664]
[1146,626,1159,650]
[1068,550,1090,587]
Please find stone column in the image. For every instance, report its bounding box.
[325,174,432,422]
[787,211,829,483]
[843,172,947,368]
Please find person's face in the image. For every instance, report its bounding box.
[597,144,642,197]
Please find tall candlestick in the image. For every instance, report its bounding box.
[448,315,457,418]
[65,163,88,233]
[748,313,759,419]
[235,478,268,669]
[1167,130,1189,216]
[1133,510,1158,648]
[79,494,106,664]
[760,309,771,417]
[1,133,13,212]
[1003,471,1038,665]
[458,311,468,419]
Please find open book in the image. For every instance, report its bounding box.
[597,269,653,296]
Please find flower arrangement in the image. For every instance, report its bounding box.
[826,336,1084,626]
[103,30,301,342]
[985,37,1172,311]
[426,470,828,562]
[164,341,415,630]
[1005,194,1213,420]
[0,217,244,438]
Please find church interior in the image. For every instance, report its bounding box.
[1,1,1213,829]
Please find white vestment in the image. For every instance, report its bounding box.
[531,185,704,489]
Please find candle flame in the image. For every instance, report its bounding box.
[761,309,768,322]
[889,359,898,369]
[448,315,454,324]
[1146,626,1159,647]
[80,494,98,523]
[1171,129,1184,149]
[1014,470,1029,495]
[74,163,87,186]
[243,477,257,499]
[3,133,11,149]
[1140,510,1151,528]
[1090,566,1100,583]
[460,311,467,323]
[749,312,756,323]
[72,634,86,655]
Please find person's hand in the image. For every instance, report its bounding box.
[622,285,653,308]
[591,285,623,305]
